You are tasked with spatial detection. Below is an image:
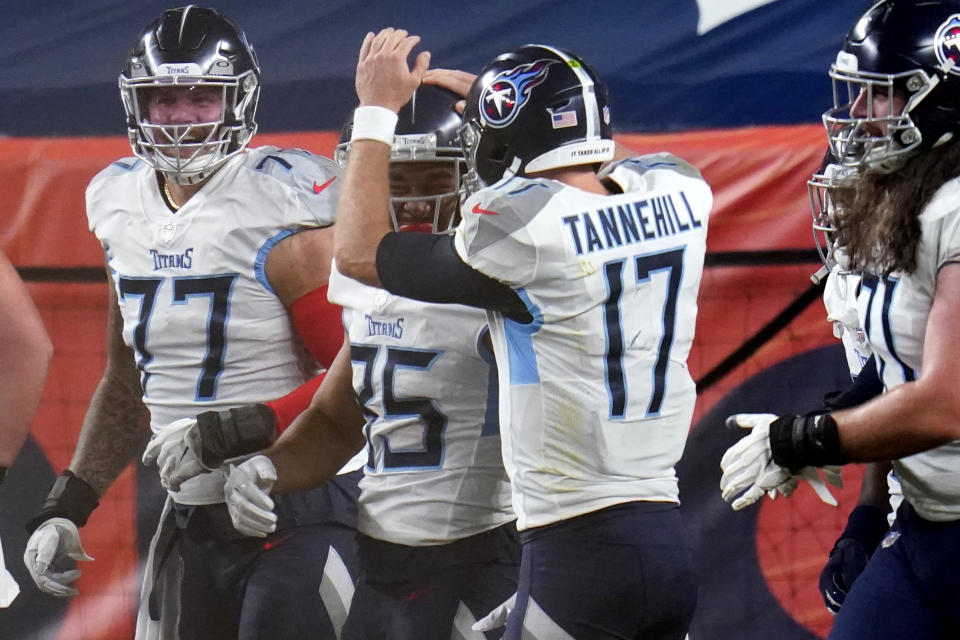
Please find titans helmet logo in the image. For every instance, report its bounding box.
[935,14,960,75]
[479,59,557,128]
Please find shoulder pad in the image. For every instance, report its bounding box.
[244,146,343,226]
[89,156,146,184]
[600,152,703,180]
[461,178,557,255]
[245,146,341,181]
[600,152,708,196]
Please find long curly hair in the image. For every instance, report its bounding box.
[832,142,960,275]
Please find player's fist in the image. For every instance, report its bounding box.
[224,455,278,538]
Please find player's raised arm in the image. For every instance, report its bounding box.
[334,28,430,286]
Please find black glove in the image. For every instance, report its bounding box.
[818,504,889,614]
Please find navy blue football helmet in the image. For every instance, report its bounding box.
[337,84,465,233]
[460,45,614,191]
[824,0,960,171]
[120,5,260,184]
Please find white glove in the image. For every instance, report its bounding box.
[767,466,843,505]
[142,418,210,491]
[721,414,842,511]
[224,455,277,538]
[0,535,20,607]
[472,593,516,631]
[23,517,94,597]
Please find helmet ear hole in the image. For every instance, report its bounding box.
[488,144,510,164]
[547,97,576,112]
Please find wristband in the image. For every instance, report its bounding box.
[769,413,846,471]
[26,470,100,533]
[350,105,398,146]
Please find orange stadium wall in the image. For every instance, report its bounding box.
[0,127,861,639]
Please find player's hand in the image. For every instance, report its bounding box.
[355,28,430,112]
[0,535,20,607]
[142,418,210,491]
[472,592,516,631]
[721,414,842,510]
[224,455,277,538]
[721,414,795,510]
[23,517,94,598]
[819,537,870,614]
[423,68,476,112]
[818,504,889,614]
[774,466,843,505]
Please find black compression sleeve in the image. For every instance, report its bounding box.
[376,232,532,323]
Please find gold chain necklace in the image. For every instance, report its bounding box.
[162,180,180,211]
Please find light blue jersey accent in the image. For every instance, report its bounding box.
[254,228,298,295]
[504,289,543,385]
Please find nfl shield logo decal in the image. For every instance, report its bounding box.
[160,223,177,245]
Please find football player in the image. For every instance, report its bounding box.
[721,1,960,637]
[808,158,904,616]
[808,159,898,615]
[333,28,710,640]
[21,7,364,639]
[219,84,520,640]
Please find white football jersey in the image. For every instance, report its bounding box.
[454,153,712,530]
[856,176,960,521]
[87,146,358,505]
[823,266,872,377]
[328,262,513,545]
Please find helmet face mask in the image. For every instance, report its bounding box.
[457,118,502,198]
[388,159,462,233]
[337,85,466,234]
[119,6,260,185]
[823,60,926,171]
[460,45,614,195]
[808,163,857,271]
[822,0,960,173]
